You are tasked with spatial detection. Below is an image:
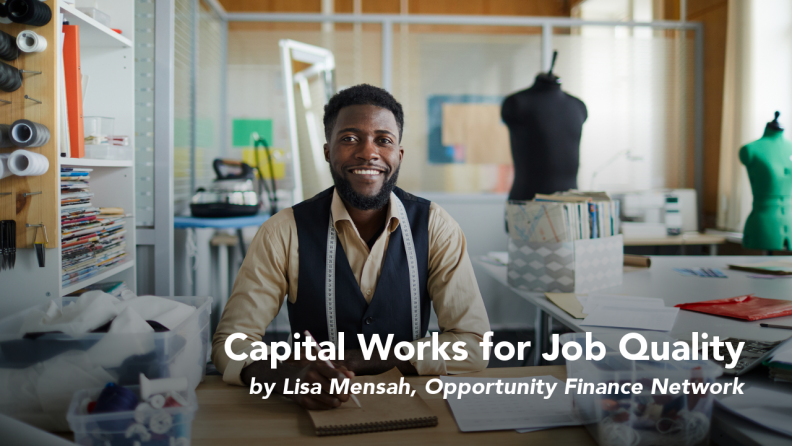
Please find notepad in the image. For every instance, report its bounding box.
[728,260,792,275]
[307,368,437,436]
[579,294,678,331]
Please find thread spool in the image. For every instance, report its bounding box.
[0,3,11,25]
[93,382,140,414]
[11,119,50,147]
[16,30,46,53]
[0,61,22,92]
[0,30,19,61]
[5,0,52,26]
[140,374,189,400]
[0,124,13,148]
[8,149,48,176]
[149,411,173,434]
[0,153,12,180]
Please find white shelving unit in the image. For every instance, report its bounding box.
[58,0,136,297]
[0,0,135,316]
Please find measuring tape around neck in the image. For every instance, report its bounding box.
[325,194,421,345]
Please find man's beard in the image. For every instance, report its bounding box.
[330,164,400,211]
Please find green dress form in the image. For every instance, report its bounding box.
[740,126,792,250]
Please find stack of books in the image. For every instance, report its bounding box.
[61,167,128,287]
[506,191,620,243]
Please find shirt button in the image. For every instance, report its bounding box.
[366,289,372,296]
[365,317,374,325]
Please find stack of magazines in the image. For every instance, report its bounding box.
[61,167,128,287]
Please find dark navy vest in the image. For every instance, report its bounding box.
[289,186,431,350]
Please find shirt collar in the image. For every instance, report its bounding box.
[331,189,401,234]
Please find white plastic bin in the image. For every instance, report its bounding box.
[67,384,197,446]
[562,332,722,446]
[0,296,211,432]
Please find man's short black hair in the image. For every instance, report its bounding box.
[323,84,404,142]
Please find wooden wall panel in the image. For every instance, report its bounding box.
[0,8,59,249]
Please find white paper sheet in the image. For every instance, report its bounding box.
[441,375,579,432]
[579,294,678,331]
[717,387,792,438]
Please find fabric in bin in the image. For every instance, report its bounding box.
[0,293,204,432]
[675,294,792,321]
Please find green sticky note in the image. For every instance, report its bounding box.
[232,119,273,147]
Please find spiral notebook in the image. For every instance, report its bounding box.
[308,368,437,436]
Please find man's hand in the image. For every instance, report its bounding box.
[242,360,355,410]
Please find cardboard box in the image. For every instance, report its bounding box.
[507,235,623,293]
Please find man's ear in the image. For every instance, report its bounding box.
[324,143,330,162]
[398,145,404,162]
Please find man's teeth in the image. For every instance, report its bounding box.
[352,169,381,175]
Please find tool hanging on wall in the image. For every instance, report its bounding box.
[0,60,22,92]
[29,223,46,267]
[0,30,19,60]
[1,220,16,270]
[5,0,52,26]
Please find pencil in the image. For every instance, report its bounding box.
[760,323,792,330]
[303,330,362,407]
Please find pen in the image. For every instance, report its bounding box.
[304,330,362,408]
[760,323,792,330]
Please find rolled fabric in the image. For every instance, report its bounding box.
[16,30,46,53]
[10,119,50,147]
[7,149,48,176]
[0,153,11,179]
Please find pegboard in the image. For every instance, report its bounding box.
[0,5,59,249]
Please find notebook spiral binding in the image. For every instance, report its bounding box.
[315,416,438,436]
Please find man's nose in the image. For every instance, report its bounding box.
[355,138,380,161]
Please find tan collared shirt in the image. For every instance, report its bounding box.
[211,190,490,385]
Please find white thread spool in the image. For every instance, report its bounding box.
[149,394,166,409]
[149,411,173,434]
[0,153,12,179]
[8,149,48,176]
[16,30,46,53]
[140,373,189,400]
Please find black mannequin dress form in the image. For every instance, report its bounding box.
[502,73,587,201]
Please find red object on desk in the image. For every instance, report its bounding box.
[676,294,792,321]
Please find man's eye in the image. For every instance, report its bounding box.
[379,138,392,144]
[341,136,356,142]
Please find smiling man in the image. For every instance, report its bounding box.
[212,84,490,410]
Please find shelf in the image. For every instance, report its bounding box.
[60,4,132,48]
[60,158,133,167]
[61,260,134,296]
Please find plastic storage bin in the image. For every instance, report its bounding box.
[84,116,115,145]
[85,144,133,160]
[562,332,722,446]
[67,385,197,446]
[0,296,211,431]
[76,7,111,28]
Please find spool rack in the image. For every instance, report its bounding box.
[0,7,58,249]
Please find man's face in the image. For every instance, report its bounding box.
[324,104,403,210]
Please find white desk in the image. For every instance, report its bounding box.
[478,255,792,446]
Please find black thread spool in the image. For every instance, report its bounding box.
[6,0,51,27]
[11,119,49,147]
[0,31,19,61]
[0,124,13,148]
[0,61,21,92]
